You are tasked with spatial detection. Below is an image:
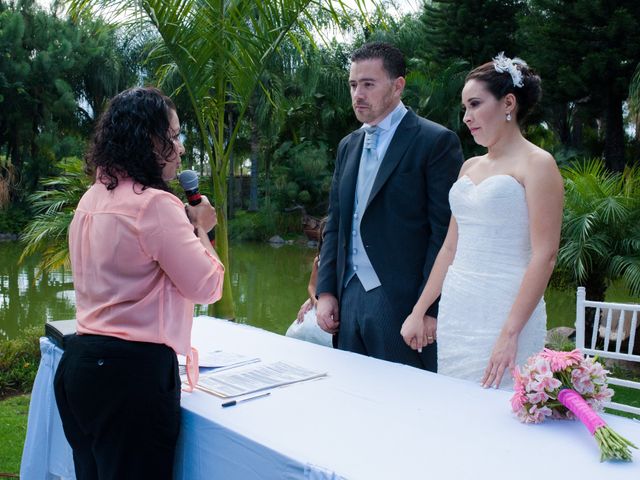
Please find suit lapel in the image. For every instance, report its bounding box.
[339,129,365,232]
[366,110,419,209]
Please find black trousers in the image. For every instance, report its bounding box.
[338,276,437,371]
[54,334,181,480]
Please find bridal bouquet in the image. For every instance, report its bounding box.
[511,348,637,461]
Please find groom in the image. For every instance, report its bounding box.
[316,42,463,371]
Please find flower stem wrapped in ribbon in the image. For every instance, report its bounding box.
[511,348,637,461]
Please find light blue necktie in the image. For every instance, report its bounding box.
[363,126,379,154]
[356,126,379,207]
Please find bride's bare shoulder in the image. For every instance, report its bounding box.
[521,144,562,187]
[525,142,556,167]
[460,155,485,176]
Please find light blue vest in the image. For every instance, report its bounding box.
[344,106,406,291]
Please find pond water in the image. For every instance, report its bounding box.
[0,240,635,341]
[0,241,315,340]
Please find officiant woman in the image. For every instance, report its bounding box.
[53,87,225,480]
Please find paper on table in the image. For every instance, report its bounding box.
[197,361,327,398]
[177,350,260,369]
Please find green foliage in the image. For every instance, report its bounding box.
[519,0,640,171]
[421,0,524,68]
[269,141,333,215]
[404,59,469,133]
[20,157,90,274]
[0,326,41,398]
[557,158,640,300]
[545,329,576,352]
[229,204,301,242]
[0,394,30,475]
[0,1,139,202]
[0,202,30,234]
[66,0,374,319]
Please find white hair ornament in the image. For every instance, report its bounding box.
[493,52,527,88]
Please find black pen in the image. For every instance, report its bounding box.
[221,392,271,408]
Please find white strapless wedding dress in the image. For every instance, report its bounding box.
[437,175,546,389]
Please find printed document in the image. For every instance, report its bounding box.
[197,361,326,397]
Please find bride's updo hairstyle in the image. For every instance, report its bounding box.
[465,53,542,127]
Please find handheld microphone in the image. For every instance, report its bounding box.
[178,170,202,206]
[178,170,216,245]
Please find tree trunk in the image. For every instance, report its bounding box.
[249,118,259,212]
[227,151,235,219]
[227,112,235,219]
[553,104,571,146]
[200,139,205,176]
[569,104,583,150]
[207,173,235,320]
[603,91,626,172]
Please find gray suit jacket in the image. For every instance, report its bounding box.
[317,109,463,321]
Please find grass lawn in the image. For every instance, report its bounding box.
[608,387,640,420]
[0,394,29,477]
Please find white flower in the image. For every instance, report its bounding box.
[493,52,527,88]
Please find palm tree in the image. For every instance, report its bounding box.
[557,159,640,301]
[20,158,90,274]
[62,0,374,318]
[403,58,469,133]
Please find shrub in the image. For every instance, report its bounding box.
[0,202,31,234]
[229,203,301,242]
[0,326,42,398]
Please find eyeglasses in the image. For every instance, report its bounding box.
[182,347,199,393]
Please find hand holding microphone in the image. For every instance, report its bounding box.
[178,170,217,233]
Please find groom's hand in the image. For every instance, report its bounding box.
[316,294,340,334]
[423,315,437,347]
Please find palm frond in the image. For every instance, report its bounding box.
[63,0,377,318]
[558,158,640,295]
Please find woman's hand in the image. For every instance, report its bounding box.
[296,297,315,323]
[401,312,436,353]
[481,330,518,389]
[186,195,217,233]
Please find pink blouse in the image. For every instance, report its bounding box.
[69,178,224,355]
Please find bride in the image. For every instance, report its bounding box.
[400,53,563,389]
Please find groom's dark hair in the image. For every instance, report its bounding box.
[351,42,406,79]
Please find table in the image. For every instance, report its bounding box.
[21,317,640,479]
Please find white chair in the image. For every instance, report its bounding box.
[575,286,640,415]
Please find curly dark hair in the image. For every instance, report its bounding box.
[465,56,542,127]
[86,86,178,191]
[351,42,406,79]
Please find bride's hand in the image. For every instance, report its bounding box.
[482,331,518,389]
[400,311,425,351]
[401,312,433,352]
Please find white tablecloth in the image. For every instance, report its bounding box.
[22,316,640,479]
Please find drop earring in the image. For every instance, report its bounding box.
[506,112,512,122]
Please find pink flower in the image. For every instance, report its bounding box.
[571,367,595,395]
[593,388,614,402]
[511,391,527,412]
[532,357,552,376]
[509,349,638,462]
[535,375,562,393]
[510,367,528,412]
[510,349,613,422]
[539,348,583,372]
[527,390,550,404]
[527,404,552,423]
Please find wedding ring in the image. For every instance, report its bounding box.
[427,336,434,340]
